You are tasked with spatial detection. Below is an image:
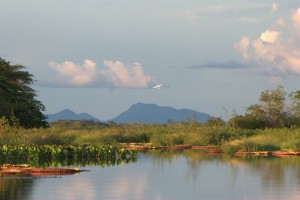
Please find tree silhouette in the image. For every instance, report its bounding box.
[0,57,47,128]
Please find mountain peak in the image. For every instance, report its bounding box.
[111,103,210,124]
[57,109,76,115]
[45,109,99,123]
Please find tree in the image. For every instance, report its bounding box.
[228,86,300,129]
[207,117,225,127]
[246,85,288,128]
[0,57,47,128]
[289,90,300,126]
[227,114,268,129]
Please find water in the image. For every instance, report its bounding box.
[1,150,300,200]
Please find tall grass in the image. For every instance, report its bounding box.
[1,119,300,152]
[221,128,300,153]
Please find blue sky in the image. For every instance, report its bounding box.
[1,0,300,120]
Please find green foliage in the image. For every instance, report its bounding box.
[0,57,47,128]
[288,90,300,126]
[0,117,10,130]
[229,86,300,129]
[0,144,138,167]
[228,114,268,129]
[221,128,300,153]
[207,117,225,127]
[247,85,288,128]
[1,120,300,155]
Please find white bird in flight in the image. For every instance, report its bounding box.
[153,83,163,89]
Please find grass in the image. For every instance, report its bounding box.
[221,128,300,153]
[1,120,300,153]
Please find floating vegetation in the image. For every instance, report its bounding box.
[0,144,138,167]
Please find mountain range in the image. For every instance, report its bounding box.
[45,109,99,123]
[111,103,210,123]
[45,102,211,124]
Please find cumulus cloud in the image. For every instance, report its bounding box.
[235,7,300,76]
[101,61,152,88]
[49,59,97,86]
[47,60,153,88]
[259,30,281,44]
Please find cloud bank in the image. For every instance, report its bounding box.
[48,60,153,88]
[235,7,300,76]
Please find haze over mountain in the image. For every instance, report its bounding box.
[45,109,100,123]
[110,102,211,124]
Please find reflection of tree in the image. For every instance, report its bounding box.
[184,150,238,185]
[245,156,300,189]
[144,150,234,184]
[143,150,181,172]
[0,178,34,200]
[143,150,300,189]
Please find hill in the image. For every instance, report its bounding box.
[110,102,210,124]
[45,109,99,123]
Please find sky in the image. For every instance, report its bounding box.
[1,0,300,121]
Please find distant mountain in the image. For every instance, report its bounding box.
[45,109,99,123]
[110,102,211,124]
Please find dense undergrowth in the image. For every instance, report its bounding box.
[1,119,300,153]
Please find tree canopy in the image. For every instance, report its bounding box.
[228,86,300,129]
[0,57,47,128]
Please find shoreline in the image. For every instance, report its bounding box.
[119,143,300,156]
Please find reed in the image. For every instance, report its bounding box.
[1,120,299,153]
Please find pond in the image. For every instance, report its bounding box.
[1,150,300,200]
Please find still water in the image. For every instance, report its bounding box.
[1,150,300,200]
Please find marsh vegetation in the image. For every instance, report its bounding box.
[1,118,299,154]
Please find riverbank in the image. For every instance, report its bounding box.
[119,143,300,156]
[1,121,299,154]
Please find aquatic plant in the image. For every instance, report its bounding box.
[0,144,138,167]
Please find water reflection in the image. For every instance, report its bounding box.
[0,178,34,200]
[1,150,300,200]
[144,150,300,199]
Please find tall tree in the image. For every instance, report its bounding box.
[247,85,288,128]
[289,90,300,125]
[0,57,47,128]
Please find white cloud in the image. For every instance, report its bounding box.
[48,60,153,88]
[102,61,152,88]
[260,30,281,44]
[49,59,97,86]
[235,7,300,76]
[234,36,251,59]
[271,3,279,13]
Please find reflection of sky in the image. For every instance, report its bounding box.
[25,154,300,200]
